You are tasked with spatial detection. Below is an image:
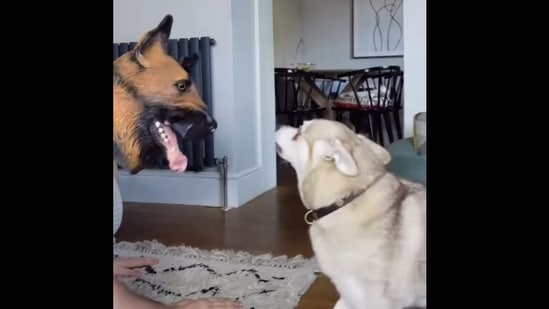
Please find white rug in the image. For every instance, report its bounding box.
[114,240,320,309]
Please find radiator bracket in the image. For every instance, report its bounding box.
[214,156,229,211]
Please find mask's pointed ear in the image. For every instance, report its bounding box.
[357,134,391,165]
[315,139,359,176]
[133,14,173,65]
[180,54,200,72]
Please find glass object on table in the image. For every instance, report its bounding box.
[290,62,316,71]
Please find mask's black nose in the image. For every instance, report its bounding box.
[168,110,217,141]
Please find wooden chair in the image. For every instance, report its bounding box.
[274,68,327,127]
[332,66,404,146]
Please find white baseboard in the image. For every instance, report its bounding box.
[117,165,275,209]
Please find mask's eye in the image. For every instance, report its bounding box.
[175,79,191,92]
[292,127,302,141]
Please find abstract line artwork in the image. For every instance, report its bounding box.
[352,0,404,58]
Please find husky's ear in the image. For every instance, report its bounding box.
[134,14,173,64]
[357,134,391,165]
[180,54,199,72]
[315,139,358,176]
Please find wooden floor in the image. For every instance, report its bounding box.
[116,165,339,309]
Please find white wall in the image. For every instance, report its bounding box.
[232,0,277,205]
[113,0,276,208]
[403,0,426,137]
[272,0,303,67]
[274,0,403,70]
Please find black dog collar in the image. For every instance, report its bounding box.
[304,173,385,225]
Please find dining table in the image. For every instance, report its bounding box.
[289,68,364,120]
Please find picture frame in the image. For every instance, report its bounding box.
[352,0,404,58]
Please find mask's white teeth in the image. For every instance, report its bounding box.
[158,127,164,134]
[154,121,161,128]
[161,133,168,143]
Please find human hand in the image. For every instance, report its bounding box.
[113,256,159,277]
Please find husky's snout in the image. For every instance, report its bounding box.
[275,142,282,155]
[275,125,299,161]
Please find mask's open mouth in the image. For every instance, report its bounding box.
[146,110,217,172]
[152,120,188,172]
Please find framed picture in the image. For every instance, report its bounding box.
[352,0,404,58]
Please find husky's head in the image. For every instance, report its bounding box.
[275,119,391,207]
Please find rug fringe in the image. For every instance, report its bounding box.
[114,240,320,272]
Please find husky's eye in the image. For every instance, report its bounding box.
[175,79,191,92]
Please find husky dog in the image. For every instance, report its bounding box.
[276,119,426,309]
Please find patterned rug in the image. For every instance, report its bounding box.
[114,240,320,309]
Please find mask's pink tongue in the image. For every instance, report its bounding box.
[163,126,187,172]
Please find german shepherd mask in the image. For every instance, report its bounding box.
[113,15,217,174]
